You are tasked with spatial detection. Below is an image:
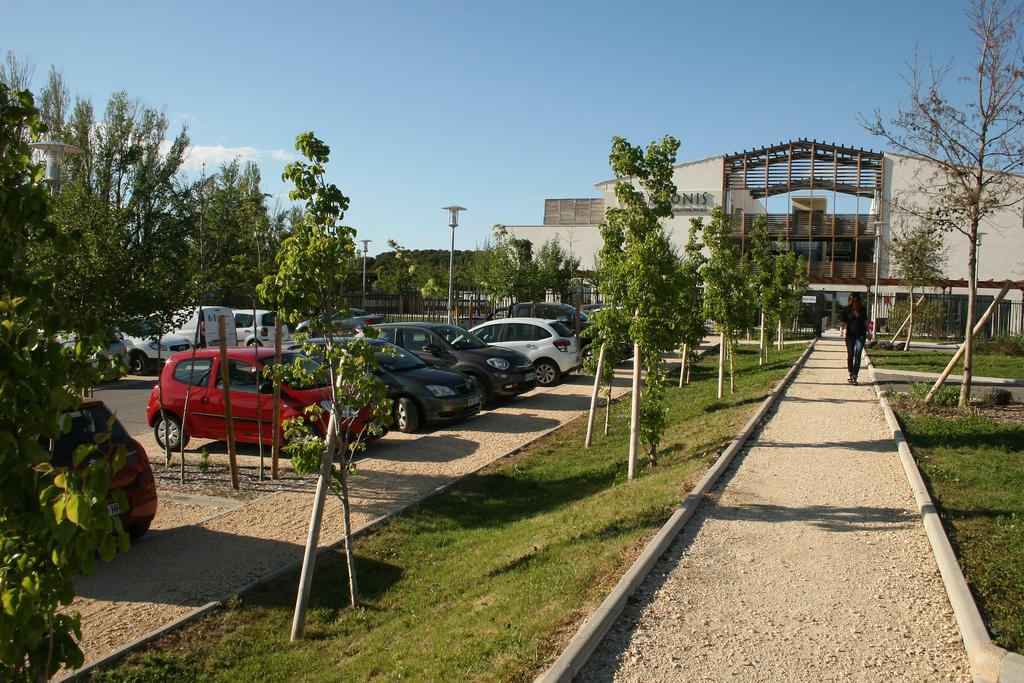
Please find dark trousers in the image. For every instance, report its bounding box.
[846,334,865,380]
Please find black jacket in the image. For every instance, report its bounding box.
[842,305,868,338]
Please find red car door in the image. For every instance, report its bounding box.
[208,358,263,444]
[173,356,220,440]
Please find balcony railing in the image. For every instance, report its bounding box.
[736,213,877,237]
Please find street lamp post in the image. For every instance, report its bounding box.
[360,239,372,310]
[442,206,466,324]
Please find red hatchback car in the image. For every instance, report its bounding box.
[51,401,158,539]
[146,347,373,450]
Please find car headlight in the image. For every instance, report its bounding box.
[321,400,358,418]
[425,384,456,397]
[486,357,510,370]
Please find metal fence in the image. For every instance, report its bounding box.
[867,292,1024,341]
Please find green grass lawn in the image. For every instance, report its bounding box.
[896,409,1024,653]
[870,349,1024,379]
[92,345,806,682]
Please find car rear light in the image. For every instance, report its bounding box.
[261,327,269,337]
[553,339,571,351]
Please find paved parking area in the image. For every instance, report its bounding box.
[71,365,637,670]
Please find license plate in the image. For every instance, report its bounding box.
[468,397,480,407]
[524,372,535,381]
[107,501,122,516]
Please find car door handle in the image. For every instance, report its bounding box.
[201,396,209,404]
[526,344,537,349]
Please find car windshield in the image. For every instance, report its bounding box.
[371,340,426,371]
[264,351,331,388]
[434,325,487,350]
[49,404,128,453]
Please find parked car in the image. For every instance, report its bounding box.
[171,306,237,348]
[233,309,292,348]
[508,301,591,331]
[49,401,157,540]
[120,327,193,375]
[146,347,374,450]
[59,335,131,373]
[374,322,535,405]
[292,337,482,433]
[470,317,581,387]
[293,308,385,336]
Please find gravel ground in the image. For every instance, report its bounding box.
[66,367,636,672]
[578,338,971,682]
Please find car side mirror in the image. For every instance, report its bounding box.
[423,344,443,356]
[259,380,274,394]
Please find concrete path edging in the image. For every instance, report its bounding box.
[57,390,625,682]
[535,341,816,683]
[872,367,1024,387]
[864,353,1024,683]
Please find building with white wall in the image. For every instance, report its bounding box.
[505,139,1024,322]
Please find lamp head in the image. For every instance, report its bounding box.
[442,205,467,228]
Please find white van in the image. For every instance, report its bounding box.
[172,306,237,348]
[233,309,292,347]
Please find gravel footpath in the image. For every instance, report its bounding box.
[68,368,634,670]
[578,338,971,682]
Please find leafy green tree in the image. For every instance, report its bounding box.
[676,218,707,384]
[535,236,581,301]
[700,206,754,397]
[1,84,129,682]
[593,135,688,477]
[258,132,391,627]
[889,219,947,350]
[773,246,808,348]
[374,240,417,302]
[747,215,775,365]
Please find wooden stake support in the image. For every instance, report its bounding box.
[272,317,282,479]
[888,295,924,346]
[218,316,239,490]
[584,343,606,448]
[924,280,1013,404]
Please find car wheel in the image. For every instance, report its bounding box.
[129,351,151,375]
[247,338,263,347]
[128,518,152,541]
[534,359,560,387]
[469,374,491,407]
[154,413,189,450]
[393,397,420,433]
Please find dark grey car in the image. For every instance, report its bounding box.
[374,323,535,406]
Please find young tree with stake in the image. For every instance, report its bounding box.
[258,132,391,636]
[864,0,1024,405]
[591,135,688,477]
[889,219,947,350]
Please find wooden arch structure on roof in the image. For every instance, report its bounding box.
[721,139,886,284]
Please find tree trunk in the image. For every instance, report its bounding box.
[339,435,359,607]
[157,343,170,467]
[960,231,979,406]
[905,286,915,352]
[729,341,736,394]
[290,378,341,641]
[218,317,239,490]
[717,332,725,399]
[678,343,688,388]
[627,343,641,481]
[584,343,606,448]
[604,382,611,436]
[758,310,765,366]
[777,320,783,350]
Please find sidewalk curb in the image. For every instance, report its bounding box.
[872,367,1024,387]
[535,340,816,683]
[865,353,1024,683]
[57,379,633,681]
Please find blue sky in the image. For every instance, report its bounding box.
[2,1,978,254]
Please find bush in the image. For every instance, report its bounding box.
[977,387,1013,406]
[976,333,1024,357]
[905,381,959,406]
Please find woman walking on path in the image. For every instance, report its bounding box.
[840,293,868,384]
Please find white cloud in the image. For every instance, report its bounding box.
[270,149,295,162]
[181,145,261,171]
